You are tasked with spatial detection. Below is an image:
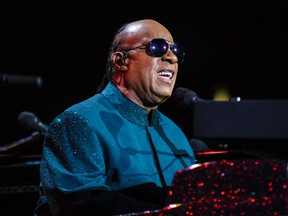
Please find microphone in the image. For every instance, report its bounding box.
[172,87,203,109]
[18,111,48,135]
[0,73,43,87]
[189,138,209,152]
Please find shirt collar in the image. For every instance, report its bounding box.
[102,82,161,126]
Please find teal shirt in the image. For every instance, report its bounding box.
[38,82,195,214]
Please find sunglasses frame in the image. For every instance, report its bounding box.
[121,38,185,64]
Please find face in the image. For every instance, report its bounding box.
[113,19,181,109]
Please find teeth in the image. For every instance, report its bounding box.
[158,71,173,79]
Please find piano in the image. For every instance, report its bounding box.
[131,157,288,215]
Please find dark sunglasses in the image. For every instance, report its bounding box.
[122,38,185,64]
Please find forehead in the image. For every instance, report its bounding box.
[124,21,174,44]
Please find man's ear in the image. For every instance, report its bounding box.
[113,51,128,71]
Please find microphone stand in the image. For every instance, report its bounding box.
[0,132,44,165]
[0,131,41,153]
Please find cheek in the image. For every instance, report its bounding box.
[138,62,155,78]
[127,57,158,81]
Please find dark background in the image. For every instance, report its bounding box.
[1,1,288,151]
[0,1,288,215]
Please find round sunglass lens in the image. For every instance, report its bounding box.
[149,39,168,57]
[172,43,185,63]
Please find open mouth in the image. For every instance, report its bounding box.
[158,70,174,80]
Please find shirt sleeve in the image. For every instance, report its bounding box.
[40,111,110,214]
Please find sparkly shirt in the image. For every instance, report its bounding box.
[38,82,195,214]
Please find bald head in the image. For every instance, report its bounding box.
[125,19,171,36]
[114,19,174,50]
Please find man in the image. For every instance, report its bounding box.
[35,19,195,216]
